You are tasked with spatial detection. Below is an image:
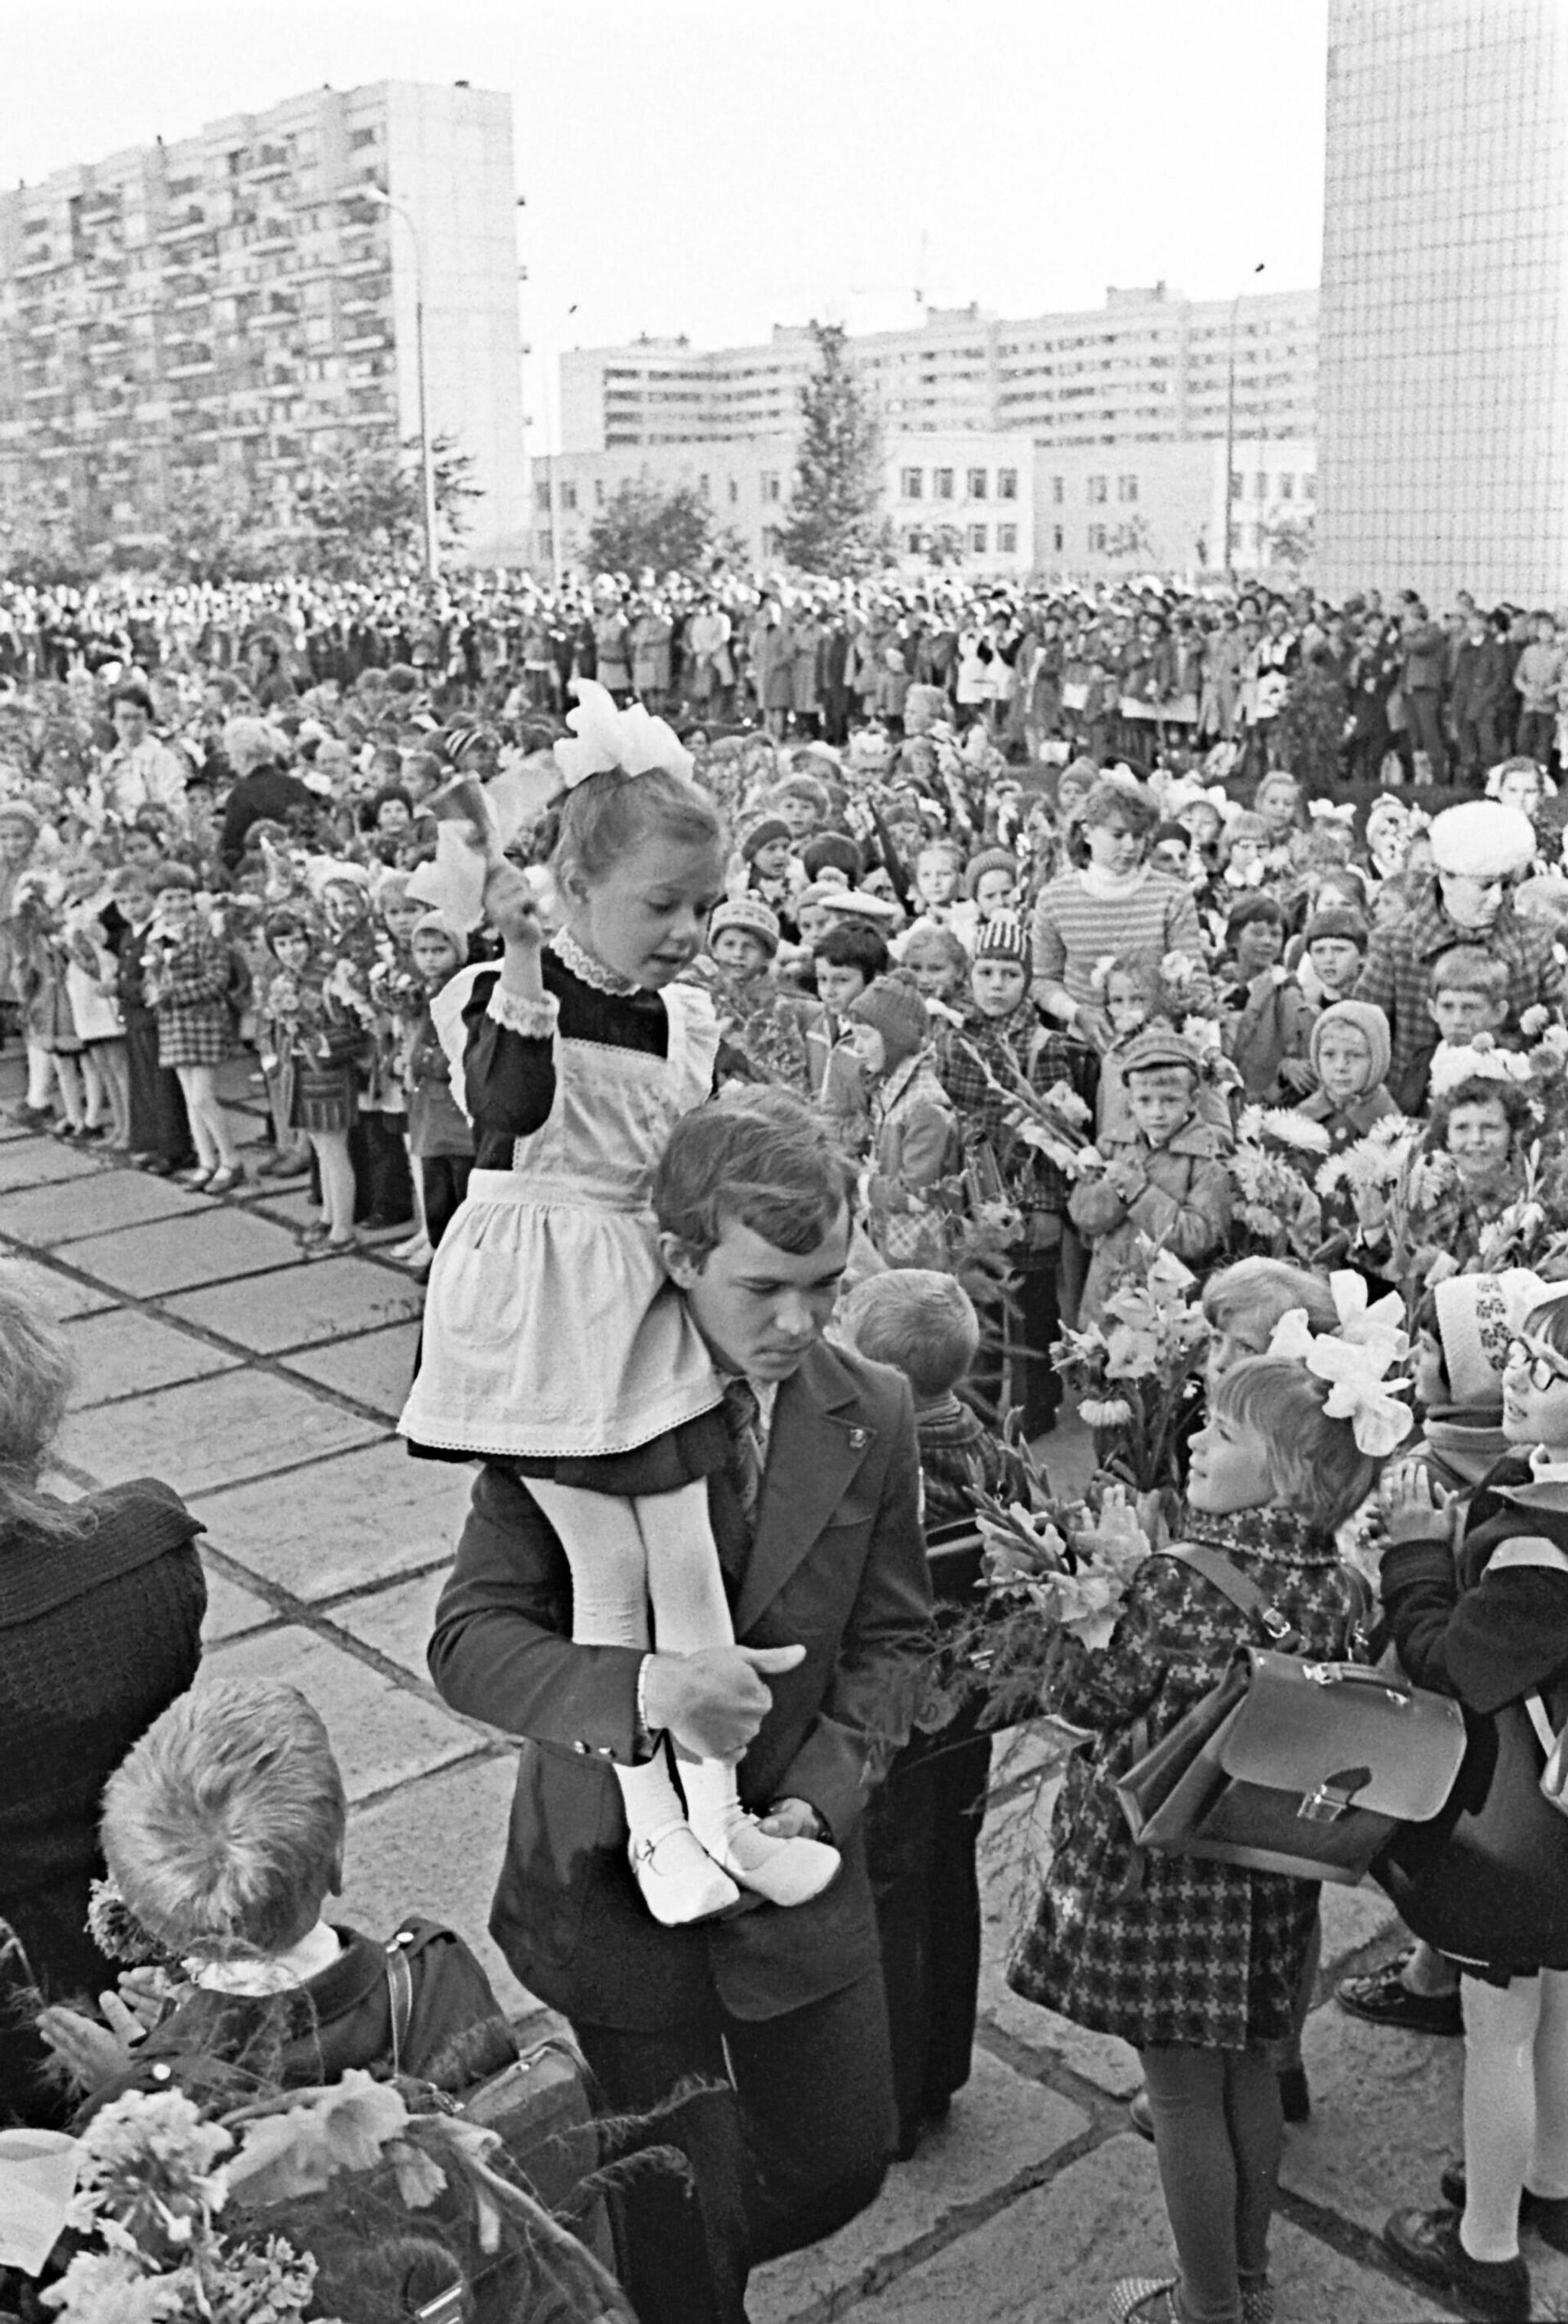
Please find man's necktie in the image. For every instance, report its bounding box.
[721,1375,764,1528]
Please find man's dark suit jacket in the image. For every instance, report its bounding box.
[428,1336,933,2032]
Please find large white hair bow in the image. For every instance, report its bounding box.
[1329,1269,1410,1364]
[1267,1304,1413,1458]
[1309,800,1357,828]
[553,678,693,790]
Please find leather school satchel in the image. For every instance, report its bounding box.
[1116,1546,1467,1886]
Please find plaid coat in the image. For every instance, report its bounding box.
[148,926,234,1070]
[933,1001,1090,1217]
[1354,884,1561,1113]
[1008,1506,1361,2050]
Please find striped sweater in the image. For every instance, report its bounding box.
[1030,870,1203,1014]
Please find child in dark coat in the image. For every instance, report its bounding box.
[840,1269,1027,2159]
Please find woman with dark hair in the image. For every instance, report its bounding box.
[0,1273,204,2126]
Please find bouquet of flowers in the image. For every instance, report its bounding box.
[30,2068,637,2324]
[1227,1104,1326,1261]
[1050,1238,1208,1499]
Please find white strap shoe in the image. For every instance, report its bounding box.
[628,1819,740,1925]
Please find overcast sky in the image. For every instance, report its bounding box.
[6,1,1329,443]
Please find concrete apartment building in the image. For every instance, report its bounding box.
[0,80,528,566]
[1318,0,1568,603]
[559,283,1317,455]
[546,284,1316,582]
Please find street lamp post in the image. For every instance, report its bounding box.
[1223,261,1266,585]
[366,185,438,582]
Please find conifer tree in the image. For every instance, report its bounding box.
[775,323,892,576]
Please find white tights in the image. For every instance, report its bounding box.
[1460,1967,1568,2261]
[528,1475,735,1830]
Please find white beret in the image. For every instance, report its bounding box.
[1428,800,1536,879]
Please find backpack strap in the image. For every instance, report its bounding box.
[1160,1543,1300,1649]
[384,1926,417,2076]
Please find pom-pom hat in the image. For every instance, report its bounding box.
[1429,800,1536,879]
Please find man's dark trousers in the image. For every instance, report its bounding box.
[577,1964,897,2324]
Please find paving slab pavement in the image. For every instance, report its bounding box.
[0,1086,1479,2322]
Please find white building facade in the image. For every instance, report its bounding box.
[559,285,1318,458]
[1317,0,1568,604]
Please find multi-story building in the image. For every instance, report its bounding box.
[0,80,528,566]
[534,434,1036,579]
[1317,0,1568,603]
[559,284,1317,457]
[1032,439,1317,584]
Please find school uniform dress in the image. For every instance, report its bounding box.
[399,930,722,1461]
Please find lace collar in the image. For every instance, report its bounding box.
[550,926,639,997]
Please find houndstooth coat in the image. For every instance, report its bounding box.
[1008,1506,1361,2052]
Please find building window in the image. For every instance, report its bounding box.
[1303,475,1316,501]
[560,482,577,512]
[728,478,739,503]
[998,523,1018,555]
[901,466,924,499]
[1278,474,1294,501]
[595,479,605,506]
[762,472,781,501]
[997,467,1018,501]
[1051,475,1064,505]
[967,467,988,499]
[969,524,988,554]
[934,467,955,500]
[698,473,710,493]
[1051,525,1064,553]
[1117,475,1138,502]
[1088,475,1107,504]
[534,482,551,511]
[1229,471,1242,502]
[1089,524,1107,553]
[350,128,379,149]
[1254,473,1267,501]
[904,527,924,555]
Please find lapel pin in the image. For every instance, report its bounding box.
[849,1426,869,1450]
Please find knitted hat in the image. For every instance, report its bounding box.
[709,895,781,956]
[741,816,792,862]
[1429,800,1535,879]
[1309,999,1392,1089]
[849,975,929,1071]
[800,832,863,881]
[1304,908,1370,952]
[412,910,466,954]
[0,799,41,836]
[973,911,1030,966]
[1120,1027,1201,1079]
[1433,1269,1548,1406]
[964,845,1018,899]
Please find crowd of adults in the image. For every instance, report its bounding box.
[5,554,1568,2324]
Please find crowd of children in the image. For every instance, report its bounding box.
[11,623,1568,2324]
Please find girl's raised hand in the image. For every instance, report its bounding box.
[1380,1458,1457,1546]
[484,862,543,949]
